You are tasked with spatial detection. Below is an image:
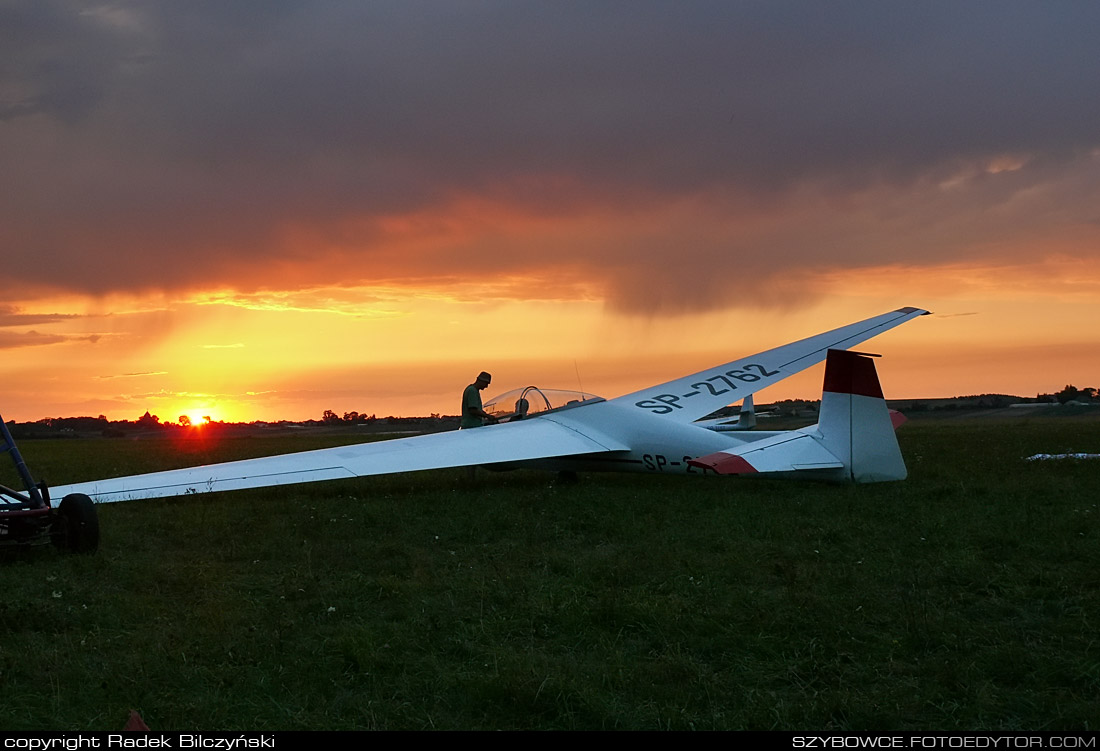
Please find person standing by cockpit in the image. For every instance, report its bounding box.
[460,371,498,429]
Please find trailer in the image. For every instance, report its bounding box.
[1,416,98,553]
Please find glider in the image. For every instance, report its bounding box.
[47,307,929,505]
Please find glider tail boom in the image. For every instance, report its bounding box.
[688,349,907,482]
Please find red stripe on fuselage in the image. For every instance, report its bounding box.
[687,452,758,475]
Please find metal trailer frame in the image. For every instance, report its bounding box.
[1,415,98,554]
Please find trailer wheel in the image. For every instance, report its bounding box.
[51,493,99,554]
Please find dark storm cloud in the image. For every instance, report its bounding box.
[2,1,1098,305]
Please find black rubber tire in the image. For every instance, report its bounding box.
[51,493,99,554]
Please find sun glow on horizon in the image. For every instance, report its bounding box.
[2,252,1099,424]
[184,411,215,426]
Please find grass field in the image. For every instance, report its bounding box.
[1,416,1098,730]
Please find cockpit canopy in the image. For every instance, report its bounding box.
[483,386,602,419]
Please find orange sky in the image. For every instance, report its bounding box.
[4,255,1098,424]
[2,4,1098,423]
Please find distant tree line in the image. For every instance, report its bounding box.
[5,409,458,439]
[322,410,377,424]
[1050,385,1097,404]
[320,410,446,424]
[8,386,1096,440]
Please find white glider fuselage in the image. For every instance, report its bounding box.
[491,399,769,476]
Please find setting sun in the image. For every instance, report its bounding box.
[178,411,218,427]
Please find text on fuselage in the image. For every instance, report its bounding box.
[634,363,780,414]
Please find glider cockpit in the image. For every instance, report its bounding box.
[482,386,603,421]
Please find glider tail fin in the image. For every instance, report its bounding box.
[687,349,908,482]
[736,394,756,429]
[817,349,907,482]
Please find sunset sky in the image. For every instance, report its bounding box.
[2,1,1098,424]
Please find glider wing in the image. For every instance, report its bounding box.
[616,307,928,424]
[48,417,629,504]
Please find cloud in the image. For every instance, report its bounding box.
[0,305,80,327]
[94,371,169,381]
[2,1,1099,312]
[0,330,98,350]
[0,301,103,347]
[0,331,65,349]
[190,289,402,318]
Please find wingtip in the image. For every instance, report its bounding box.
[894,306,931,316]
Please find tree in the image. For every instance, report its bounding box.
[1056,385,1080,404]
[179,415,192,427]
[322,409,342,424]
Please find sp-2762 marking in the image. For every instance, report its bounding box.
[634,363,780,414]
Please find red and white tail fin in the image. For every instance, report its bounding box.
[687,349,908,482]
[817,349,907,482]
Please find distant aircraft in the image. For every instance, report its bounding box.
[48,307,929,504]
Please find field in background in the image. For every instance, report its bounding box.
[1,415,1098,730]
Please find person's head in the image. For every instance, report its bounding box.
[475,371,492,390]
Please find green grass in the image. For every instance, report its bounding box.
[1,417,1099,730]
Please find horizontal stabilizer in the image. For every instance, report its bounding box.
[689,430,844,475]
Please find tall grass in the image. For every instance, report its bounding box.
[1,417,1098,730]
